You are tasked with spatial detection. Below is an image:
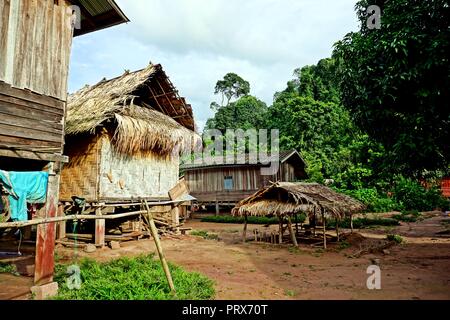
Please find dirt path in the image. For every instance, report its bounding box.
[56,213,450,300]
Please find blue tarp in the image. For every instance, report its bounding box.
[0,170,49,222]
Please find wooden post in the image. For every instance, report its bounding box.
[95,207,105,247]
[350,214,354,233]
[171,206,180,234]
[287,215,298,247]
[34,162,59,285]
[56,204,66,240]
[242,215,248,243]
[278,216,283,244]
[321,208,327,250]
[294,214,299,236]
[312,208,316,237]
[336,218,340,242]
[215,201,220,216]
[144,200,175,293]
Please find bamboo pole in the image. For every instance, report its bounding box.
[350,214,354,233]
[242,215,248,243]
[0,210,147,229]
[287,215,298,247]
[144,200,175,293]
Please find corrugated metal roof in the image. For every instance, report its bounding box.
[79,0,112,16]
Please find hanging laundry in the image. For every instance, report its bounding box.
[0,170,49,222]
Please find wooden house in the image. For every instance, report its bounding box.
[59,64,200,245]
[0,0,128,287]
[182,150,308,212]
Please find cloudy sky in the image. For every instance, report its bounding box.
[68,0,360,131]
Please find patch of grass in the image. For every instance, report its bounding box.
[338,240,351,250]
[201,214,306,225]
[53,254,215,300]
[393,210,422,223]
[0,262,19,276]
[189,230,219,240]
[327,217,400,229]
[285,289,296,297]
[387,234,404,244]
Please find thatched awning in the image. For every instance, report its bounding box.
[66,64,200,156]
[232,182,365,219]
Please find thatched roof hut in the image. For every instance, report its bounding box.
[60,64,200,203]
[232,182,365,248]
[232,182,365,219]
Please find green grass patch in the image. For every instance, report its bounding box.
[53,254,215,300]
[201,214,306,225]
[189,230,219,240]
[0,262,18,275]
[386,234,404,244]
[327,217,400,229]
[392,210,422,223]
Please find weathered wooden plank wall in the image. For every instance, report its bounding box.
[0,0,73,101]
[185,162,300,203]
[0,82,65,152]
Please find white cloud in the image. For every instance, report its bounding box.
[69,0,359,131]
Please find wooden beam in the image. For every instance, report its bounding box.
[0,148,67,163]
[321,208,327,250]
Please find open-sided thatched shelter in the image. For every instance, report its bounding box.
[232,182,365,248]
[60,64,200,203]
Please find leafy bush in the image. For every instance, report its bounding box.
[0,262,18,275]
[200,214,307,225]
[53,254,215,300]
[336,188,400,213]
[393,177,450,211]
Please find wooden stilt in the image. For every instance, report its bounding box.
[336,218,340,242]
[312,208,316,236]
[95,207,105,247]
[295,214,299,236]
[278,217,283,244]
[144,200,175,293]
[56,204,66,240]
[287,216,298,247]
[242,215,248,243]
[322,208,327,250]
[215,201,220,216]
[350,214,354,233]
[34,162,59,285]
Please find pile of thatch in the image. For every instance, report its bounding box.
[232,182,365,219]
[66,64,200,156]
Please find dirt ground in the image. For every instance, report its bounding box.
[2,212,450,300]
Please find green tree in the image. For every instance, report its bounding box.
[333,0,450,177]
[211,73,250,110]
[206,95,268,131]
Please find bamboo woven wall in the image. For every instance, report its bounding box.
[59,134,101,202]
[99,136,179,201]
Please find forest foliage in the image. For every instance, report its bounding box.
[203,0,449,212]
